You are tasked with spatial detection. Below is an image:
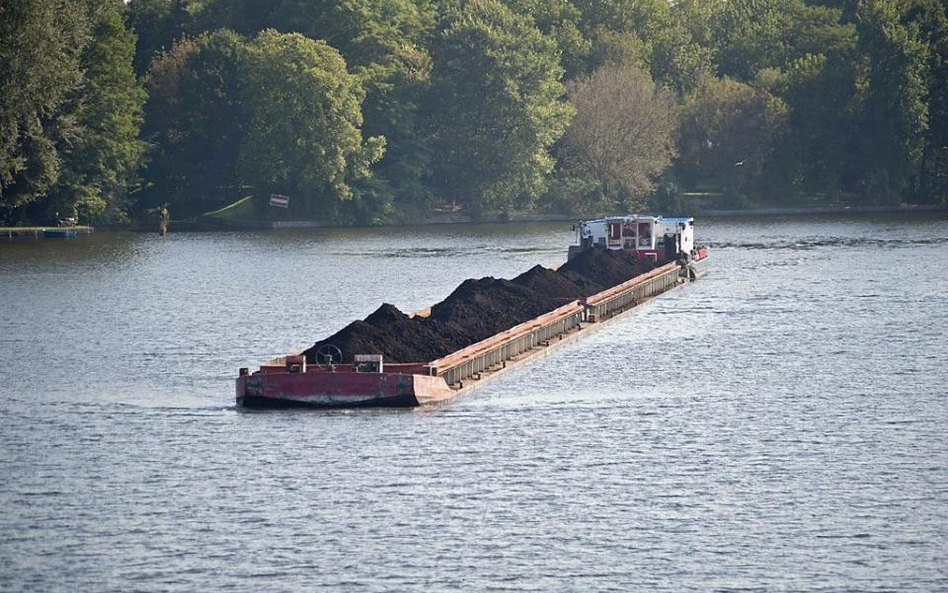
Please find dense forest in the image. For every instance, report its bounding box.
[2,0,948,226]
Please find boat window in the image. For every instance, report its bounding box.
[609,223,621,240]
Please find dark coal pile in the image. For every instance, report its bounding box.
[558,247,657,289]
[303,248,662,364]
[512,265,589,301]
[423,277,561,352]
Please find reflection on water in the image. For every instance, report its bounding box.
[1,213,947,592]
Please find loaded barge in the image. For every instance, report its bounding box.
[237,216,709,409]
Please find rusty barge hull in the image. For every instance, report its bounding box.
[237,364,456,409]
[236,258,706,409]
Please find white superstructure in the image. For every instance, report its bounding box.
[571,215,696,261]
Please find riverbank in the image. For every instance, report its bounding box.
[192,210,580,230]
[185,202,948,231]
[16,203,945,236]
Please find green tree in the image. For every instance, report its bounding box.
[807,0,858,23]
[677,75,788,199]
[573,0,716,95]
[558,64,679,211]
[357,43,434,217]
[501,0,590,78]
[903,0,948,204]
[237,30,385,217]
[0,0,88,220]
[141,30,245,216]
[585,27,650,75]
[426,0,573,212]
[767,52,860,199]
[664,0,725,94]
[671,0,724,50]
[194,0,438,214]
[124,0,195,75]
[185,0,279,38]
[577,0,672,45]
[855,0,930,202]
[48,0,146,223]
[715,0,854,82]
[320,0,437,213]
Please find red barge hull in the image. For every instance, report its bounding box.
[237,363,457,409]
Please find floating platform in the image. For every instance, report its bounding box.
[2,226,93,239]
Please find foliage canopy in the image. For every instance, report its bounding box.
[4,0,948,225]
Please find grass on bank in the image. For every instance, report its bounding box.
[199,195,323,223]
[200,196,256,221]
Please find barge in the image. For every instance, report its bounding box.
[237,216,709,409]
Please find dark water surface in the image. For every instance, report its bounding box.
[2,214,946,592]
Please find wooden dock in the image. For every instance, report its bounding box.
[1,226,94,239]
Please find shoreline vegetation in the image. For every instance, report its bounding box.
[176,193,948,230]
[67,204,948,235]
[3,1,948,230]
[5,203,947,237]
[4,200,946,237]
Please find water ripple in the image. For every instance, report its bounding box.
[1,215,947,592]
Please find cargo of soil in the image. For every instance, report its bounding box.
[303,248,663,364]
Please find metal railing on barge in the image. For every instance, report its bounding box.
[583,262,681,322]
[425,301,586,388]
[425,262,684,388]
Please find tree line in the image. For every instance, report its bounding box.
[2,0,947,226]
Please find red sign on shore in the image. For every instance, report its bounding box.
[269,194,290,208]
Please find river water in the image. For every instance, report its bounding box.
[1,214,946,592]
